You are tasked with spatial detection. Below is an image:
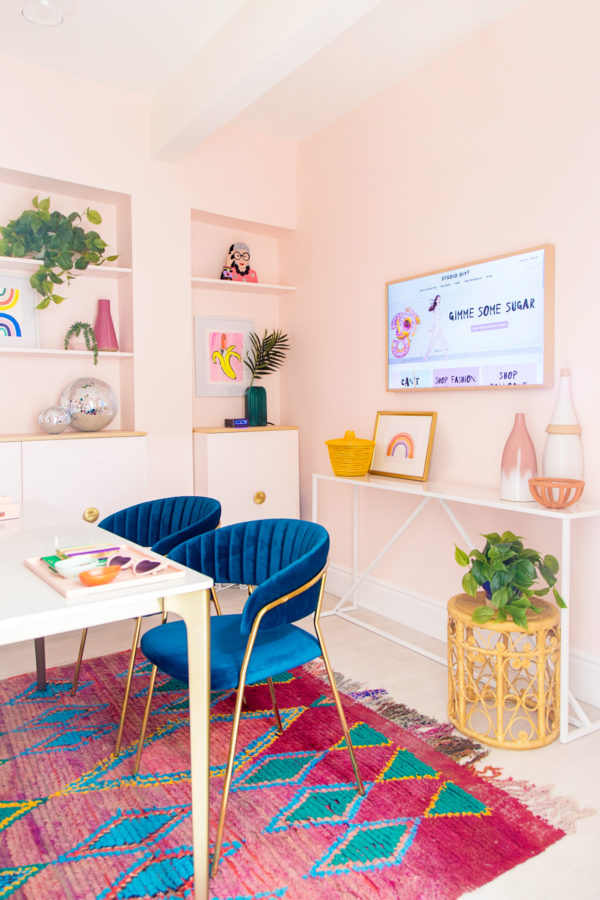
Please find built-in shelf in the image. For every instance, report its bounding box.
[0,256,132,278]
[0,430,146,443]
[191,275,295,295]
[0,347,133,359]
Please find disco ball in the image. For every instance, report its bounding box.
[59,377,118,432]
[38,406,71,434]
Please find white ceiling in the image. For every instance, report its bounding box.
[1,0,526,160]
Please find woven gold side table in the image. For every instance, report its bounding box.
[447,593,560,749]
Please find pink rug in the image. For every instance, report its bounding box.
[0,651,577,898]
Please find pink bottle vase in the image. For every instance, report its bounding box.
[500,413,538,501]
[94,298,119,352]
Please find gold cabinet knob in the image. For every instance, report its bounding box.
[83,507,100,523]
[253,491,266,505]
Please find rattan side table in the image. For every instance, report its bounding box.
[447,593,560,749]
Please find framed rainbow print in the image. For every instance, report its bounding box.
[194,316,254,397]
[0,273,38,349]
[369,411,437,481]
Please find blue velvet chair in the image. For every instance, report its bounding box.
[133,517,364,876]
[71,495,221,756]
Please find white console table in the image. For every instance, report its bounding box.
[312,472,600,743]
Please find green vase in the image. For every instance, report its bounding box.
[245,385,267,426]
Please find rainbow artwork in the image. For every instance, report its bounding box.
[386,431,415,458]
[0,313,22,338]
[0,282,33,344]
[0,287,19,311]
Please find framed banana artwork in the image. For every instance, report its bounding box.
[194,316,254,396]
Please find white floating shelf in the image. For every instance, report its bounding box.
[191,276,296,295]
[0,256,132,278]
[0,347,133,359]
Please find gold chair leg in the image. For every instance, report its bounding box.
[211,678,248,877]
[71,628,88,696]
[113,616,144,757]
[211,586,222,616]
[133,663,159,775]
[267,676,283,734]
[316,624,364,796]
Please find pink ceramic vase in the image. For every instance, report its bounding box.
[500,413,538,501]
[94,298,119,351]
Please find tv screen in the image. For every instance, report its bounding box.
[387,245,554,391]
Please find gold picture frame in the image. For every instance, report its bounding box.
[370,411,437,481]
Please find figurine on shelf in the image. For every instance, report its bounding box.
[220,242,258,283]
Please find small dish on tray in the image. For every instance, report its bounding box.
[54,554,98,579]
[79,565,121,587]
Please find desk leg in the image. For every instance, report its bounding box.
[34,637,47,691]
[164,588,211,899]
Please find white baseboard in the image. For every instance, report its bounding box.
[326,564,600,710]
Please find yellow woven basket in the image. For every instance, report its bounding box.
[325,430,375,477]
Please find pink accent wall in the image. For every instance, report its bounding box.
[0,59,297,496]
[284,0,600,653]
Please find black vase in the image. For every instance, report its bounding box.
[245,385,267,426]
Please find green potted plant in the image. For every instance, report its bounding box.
[0,195,119,309]
[64,321,98,365]
[243,329,289,426]
[454,530,566,630]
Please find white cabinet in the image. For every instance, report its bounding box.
[0,443,22,508]
[19,433,148,523]
[193,427,299,525]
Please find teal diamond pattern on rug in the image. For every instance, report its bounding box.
[4,682,73,706]
[266,782,368,833]
[0,799,46,833]
[233,750,327,790]
[377,747,439,782]
[59,805,192,861]
[11,704,107,734]
[311,818,420,876]
[96,847,192,899]
[0,865,47,898]
[17,723,115,758]
[426,781,490,818]
[334,721,392,750]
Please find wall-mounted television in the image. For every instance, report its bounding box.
[387,245,554,391]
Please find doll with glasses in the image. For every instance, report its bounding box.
[220,241,258,283]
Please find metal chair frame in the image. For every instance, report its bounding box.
[133,563,364,876]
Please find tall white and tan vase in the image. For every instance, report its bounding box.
[500,413,538,501]
[542,368,583,479]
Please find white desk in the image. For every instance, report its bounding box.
[0,504,213,899]
[313,472,600,743]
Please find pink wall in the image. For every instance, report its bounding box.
[285,0,600,655]
[0,59,297,496]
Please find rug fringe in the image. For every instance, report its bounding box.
[304,659,596,835]
[474,765,596,835]
[304,660,489,765]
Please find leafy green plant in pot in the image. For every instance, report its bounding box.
[64,321,98,365]
[454,530,566,630]
[243,329,289,426]
[0,195,119,309]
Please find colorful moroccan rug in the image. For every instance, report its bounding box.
[0,651,582,899]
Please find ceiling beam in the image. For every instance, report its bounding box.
[150,0,384,161]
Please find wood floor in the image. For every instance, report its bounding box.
[1,588,599,899]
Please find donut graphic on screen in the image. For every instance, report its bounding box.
[390,307,420,358]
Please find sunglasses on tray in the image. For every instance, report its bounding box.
[107,555,167,575]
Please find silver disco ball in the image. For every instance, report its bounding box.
[59,377,118,432]
[38,406,71,434]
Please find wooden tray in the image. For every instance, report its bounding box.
[25,543,186,598]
